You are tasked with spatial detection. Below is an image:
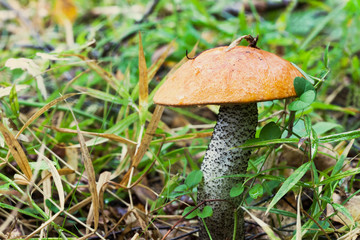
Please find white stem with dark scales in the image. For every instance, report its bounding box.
[198,103,258,240]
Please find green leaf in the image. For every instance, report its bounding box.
[249,184,263,199]
[310,161,319,184]
[332,202,354,224]
[304,115,312,137]
[198,206,213,218]
[331,155,346,177]
[319,130,360,143]
[184,205,213,219]
[291,63,314,84]
[153,174,181,210]
[74,86,128,105]
[230,184,244,197]
[0,182,11,190]
[319,168,360,185]
[324,42,330,69]
[288,90,316,111]
[304,116,319,160]
[310,128,319,160]
[183,206,199,219]
[246,206,297,218]
[244,122,282,149]
[259,122,281,140]
[266,162,311,214]
[241,138,299,149]
[9,85,19,117]
[169,191,191,199]
[288,100,309,111]
[0,202,45,220]
[300,90,316,103]
[185,170,203,189]
[293,77,315,96]
[319,196,332,203]
[173,184,188,192]
[45,199,60,213]
[312,122,342,135]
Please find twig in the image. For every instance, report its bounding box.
[300,208,331,240]
[251,194,275,206]
[227,34,259,51]
[170,229,199,240]
[13,44,54,51]
[281,195,297,212]
[258,110,286,123]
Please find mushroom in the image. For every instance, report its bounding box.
[154,35,303,239]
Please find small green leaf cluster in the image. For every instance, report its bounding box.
[171,170,214,219]
[172,170,203,198]
[183,205,213,219]
[289,77,316,111]
[165,170,213,219]
[230,182,264,200]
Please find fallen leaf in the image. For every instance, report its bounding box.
[327,193,360,226]
[120,105,164,186]
[0,122,32,180]
[36,150,65,210]
[65,147,78,183]
[5,58,47,99]
[14,174,29,185]
[36,52,70,61]
[5,58,41,76]
[71,110,99,232]
[279,143,341,178]
[0,85,28,98]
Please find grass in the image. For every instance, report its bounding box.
[0,0,359,239]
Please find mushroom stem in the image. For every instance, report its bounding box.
[198,103,258,240]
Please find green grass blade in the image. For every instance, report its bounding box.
[0,202,45,221]
[74,86,128,105]
[319,168,360,185]
[239,138,299,149]
[319,130,360,143]
[266,162,311,214]
[246,206,297,218]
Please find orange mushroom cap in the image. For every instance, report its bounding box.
[154,46,303,106]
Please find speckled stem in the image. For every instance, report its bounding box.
[198,104,258,240]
